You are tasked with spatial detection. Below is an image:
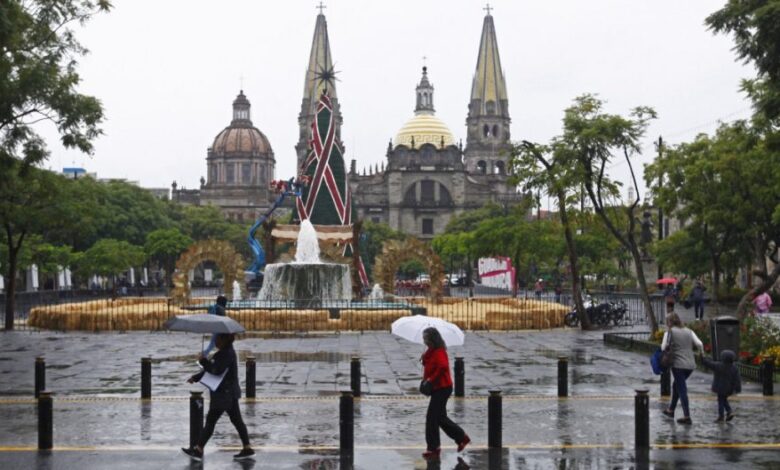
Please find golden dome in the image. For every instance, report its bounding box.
[394,113,455,148]
[211,126,272,155]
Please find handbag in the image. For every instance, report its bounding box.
[650,348,663,375]
[419,379,433,396]
[660,329,674,370]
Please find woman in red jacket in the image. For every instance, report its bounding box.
[421,327,470,459]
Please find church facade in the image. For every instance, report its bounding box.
[174,9,519,237]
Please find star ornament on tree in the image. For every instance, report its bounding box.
[314,64,340,95]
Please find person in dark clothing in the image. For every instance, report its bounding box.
[182,333,254,461]
[420,327,469,460]
[701,349,742,422]
[690,281,706,321]
[203,295,228,356]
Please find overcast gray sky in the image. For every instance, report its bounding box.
[40,0,753,198]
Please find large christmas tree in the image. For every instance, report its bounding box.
[296,90,368,286]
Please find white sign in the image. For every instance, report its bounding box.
[204,269,213,283]
[478,257,516,290]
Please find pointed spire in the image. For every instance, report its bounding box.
[303,12,337,113]
[470,10,508,118]
[415,66,435,115]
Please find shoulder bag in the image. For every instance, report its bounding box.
[660,328,674,370]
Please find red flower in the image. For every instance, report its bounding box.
[704,344,712,352]
[739,351,751,358]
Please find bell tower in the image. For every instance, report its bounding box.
[464,7,511,176]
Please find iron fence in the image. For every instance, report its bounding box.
[5,286,666,333]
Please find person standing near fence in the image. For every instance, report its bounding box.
[203,295,228,356]
[661,313,704,424]
[420,327,470,460]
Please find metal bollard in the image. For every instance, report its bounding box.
[454,357,465,397]
[38,391,53,450]
[762,359,775,396]
[35,357,46,399]
[660,369,671,397]
[557,356,568,397]
[635,388,649,450]
[488,390,502,449]
[189,391,204,449]
[141,357,152,399]
[246,356,256,399]
[339,391,354,463]
[350,357,361,397]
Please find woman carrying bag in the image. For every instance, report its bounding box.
[661,313,704,424]
[420,327,470,460]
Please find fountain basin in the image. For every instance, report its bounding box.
[258,262,352,308]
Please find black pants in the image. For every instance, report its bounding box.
[694,300,704,320]
[426,386,465,451]
[198,397,250,448]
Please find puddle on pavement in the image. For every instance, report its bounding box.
[158,350,353,364]
[535,348,592,365]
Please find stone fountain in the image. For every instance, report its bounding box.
[257,220,352,306]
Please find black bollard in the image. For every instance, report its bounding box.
[488,390,502,449]
[35,356,46,399]
[350,357,361,397]
[557,356,568,397]
[246,356,256,399]
[762,359,775,396]
[189,391,204,449]
[141,357,152,399]
[454,357,465,397]
[660,369,671,397]
[634,388,649,450]
[339,391,354,464]
[38,391,53,450]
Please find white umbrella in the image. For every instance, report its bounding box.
[164,314,245,334]
[391,316,465,346]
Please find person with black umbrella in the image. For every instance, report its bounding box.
[181,333,254,461]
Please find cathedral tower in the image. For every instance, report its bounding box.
[464,9,511,176]
[296,11,342,171]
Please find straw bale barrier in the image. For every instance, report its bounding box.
[28,296,570,332]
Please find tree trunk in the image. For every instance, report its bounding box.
[557,191,590,329]
[4,253,17,331]
[627,238,659,332]
[712,261,722,316]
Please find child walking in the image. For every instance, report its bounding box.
[701,349,742,422]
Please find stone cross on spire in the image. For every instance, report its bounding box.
[317,1,326,14]
[483,3,492,15]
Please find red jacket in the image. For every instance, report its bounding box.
[422,347,453,391]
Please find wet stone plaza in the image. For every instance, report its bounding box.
[0,328,779,469]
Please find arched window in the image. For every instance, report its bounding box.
[477,160,487,174]
[495,161,505,175]
[483,125,490,137]
[492,125,499,138]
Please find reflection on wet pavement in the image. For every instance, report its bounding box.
[0,329,778,468]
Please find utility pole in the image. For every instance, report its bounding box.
[656,136,664,280]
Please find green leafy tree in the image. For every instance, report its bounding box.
[561,94,659,331]
[0,0,111,168]
[646,121,780,316]
[510,141,591,328]
[0,165,63,328]
[359,220,406,279]
[707,0,780,120]
[0,0,110,329]
[77,239,145,296]
[144,228,193,288]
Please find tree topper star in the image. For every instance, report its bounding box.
[314,64,340,94]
